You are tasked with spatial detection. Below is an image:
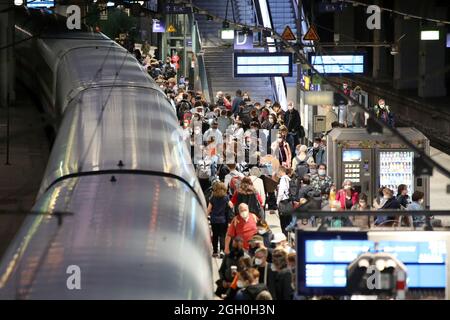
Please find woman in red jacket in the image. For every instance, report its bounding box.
[335,180,359,210]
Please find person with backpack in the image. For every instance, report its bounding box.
[208,182,234,258]
[292,145,313,178]
[224,204,259,254]
[224,163,245,191]
[230,177,264,220]
[176,93,192,123]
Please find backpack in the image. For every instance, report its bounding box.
[197,161,210,179]
[164,66,176,78]
[288,177,299,201]
[239,106,253,127]
[234,193,264,219]
[228,175,242,196]
[295,158,310,179]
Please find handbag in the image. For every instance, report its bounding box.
[278,199,294,216]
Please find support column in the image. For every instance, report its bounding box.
[371,0,388,80]
[0,0,15,109]
[418,5,447,98]
[393,0,420,90]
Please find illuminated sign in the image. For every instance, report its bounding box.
[421,30,440,41]
[26,0,54,8]
[152,19,165,33]
[221,29,235,40]
[310,54,365,74]
[234,52,293,77]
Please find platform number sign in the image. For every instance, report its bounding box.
[99,3,108,21]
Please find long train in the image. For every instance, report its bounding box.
[0,7,213,299]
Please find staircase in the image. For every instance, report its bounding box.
[267,0,298,86]
[193,0,274,103]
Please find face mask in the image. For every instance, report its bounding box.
[240,211,249,219]
[269,118,274,123]
[271,264,277,272]
[383,195,389,199]
[313,143,319,148]
[254,258,262,266]
[237,280,245,288]
[212,128,217,132]
[278,138,283,143]
[310,169,317,175]
[258,229,267,235]
[318,169,326,176]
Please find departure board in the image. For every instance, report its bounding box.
[233,52,293,77]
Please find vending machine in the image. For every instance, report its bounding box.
[327,128,430,206]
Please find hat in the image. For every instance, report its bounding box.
[271,233,287,243]
[250,235,264,243]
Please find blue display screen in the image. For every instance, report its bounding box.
[303,239,447,289]
[27,0,54,8]
[310,54,365,74]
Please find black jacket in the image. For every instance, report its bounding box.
[258,264,277,298]
[274,268,293,300]
[284,109,301,134]
[219,249,246,282]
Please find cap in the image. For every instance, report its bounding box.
[250,235,264,243]
[271,233,287,243]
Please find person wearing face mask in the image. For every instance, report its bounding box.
[374,188,401,226]
[234,268,271,300]
[407,191,426,228]
[284,101,303,148]
[350,193,372,228]
[253,248,276,296]
[216,236,249,297]
[311,164,333,193]
[373,98,395,127]
[248,235,266,258]
[336,180,359,210]
[203,121,223,147]
[271,134,291,169]
[256,221,274,255]
[307,137,326,166]
[224,203,258,254]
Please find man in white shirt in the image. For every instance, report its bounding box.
[276,166,291,205]
[203,121,223,146]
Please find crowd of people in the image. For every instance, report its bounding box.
[137,49,425,300]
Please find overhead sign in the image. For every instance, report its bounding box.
[234,52,293,77]
[26,0,54,8]
[305,91,334,106]
[309,54,365,74]
[167,24,177,33]
[281,25,296,41]
[234,31,253,50]
[303,26,320,41]
[152,19,165,33]
[164,3,191,14]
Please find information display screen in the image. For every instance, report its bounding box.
[233,52,293,77]
[297,232,447,295]
[309,54,365,74]
[27,0,54,8]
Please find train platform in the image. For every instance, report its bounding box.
[0,83,50,257]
